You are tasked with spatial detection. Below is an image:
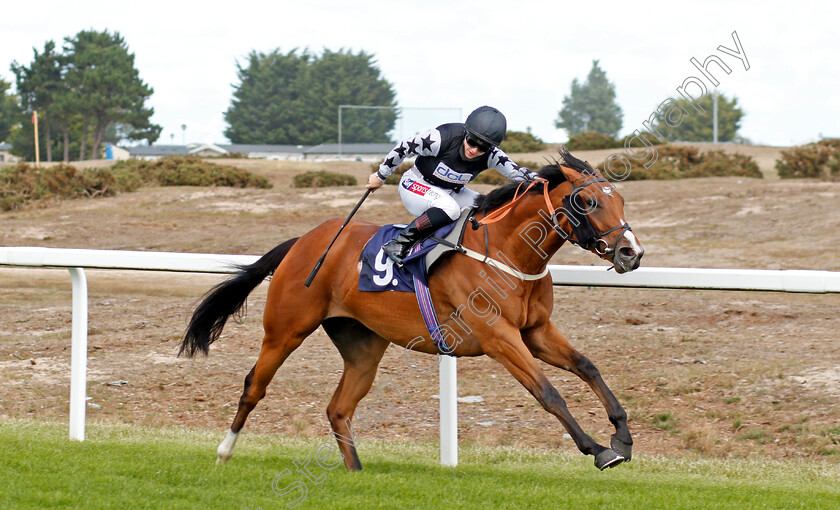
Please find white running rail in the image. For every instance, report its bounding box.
[2,246,839,464]
[1,247,256,443]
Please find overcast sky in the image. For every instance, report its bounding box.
[1,0,836,147]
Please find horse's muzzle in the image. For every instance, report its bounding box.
[612,237,644,274]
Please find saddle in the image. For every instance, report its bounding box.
[358,209,472,293]
[424,208,473,274]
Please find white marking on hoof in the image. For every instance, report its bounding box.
[217,429,239,465]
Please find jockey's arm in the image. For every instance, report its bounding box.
[370,128,442,186]
[487,147,539,182]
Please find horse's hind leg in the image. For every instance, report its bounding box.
[217,306,324,464]
[322,318,390,471]
[523,321,633,461]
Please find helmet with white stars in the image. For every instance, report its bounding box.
[464,106,507,148]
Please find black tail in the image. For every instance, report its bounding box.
[179,237,299,357]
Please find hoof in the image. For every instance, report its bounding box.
[594,448,625,471]
[610,435,633,462]
[216,429,239,465]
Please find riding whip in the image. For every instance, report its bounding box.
[304,189,372,287]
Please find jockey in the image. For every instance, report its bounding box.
[366,105,539,265]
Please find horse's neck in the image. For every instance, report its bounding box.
[475,195,566,276]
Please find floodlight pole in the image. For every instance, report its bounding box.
[713,89,719,144]
[33,111,41,168]
[338,105,399,158]
[337,105,462,159]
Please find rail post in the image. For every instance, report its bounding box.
[68,267,88,441]
[439,355,458,466]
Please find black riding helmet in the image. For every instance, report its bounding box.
[464,106,507,148]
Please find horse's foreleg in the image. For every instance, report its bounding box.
[323,318,390,471]
[484,323,624,470]
[523,322,632,461]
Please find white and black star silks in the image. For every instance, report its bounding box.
[375,123,538,191]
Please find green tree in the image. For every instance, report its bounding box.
[0,78,21,142]
[306,49,397,144]
[9,30,159,161]
[649,93,744,142]
[225,48,396,145]
[11,41,66,161]
[47,83,82,162]
[556,60,623,137]
[224,49,309,144]
[64,29,160,159]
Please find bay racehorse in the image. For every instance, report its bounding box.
[180,149,644,470]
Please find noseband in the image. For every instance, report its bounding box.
[475,175,632,256]
[547,178,632,256]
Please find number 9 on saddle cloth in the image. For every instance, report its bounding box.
[359,220,458,293]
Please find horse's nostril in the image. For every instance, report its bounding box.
[619,247,636,259]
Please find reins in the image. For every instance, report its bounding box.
[474,178,555,227]
[459,177,554,281]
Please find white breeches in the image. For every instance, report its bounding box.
[397,168,479,220]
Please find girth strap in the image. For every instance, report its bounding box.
[458,246,549,281]
[429,235,548,281]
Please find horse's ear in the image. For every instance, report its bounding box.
[557,164,586,184]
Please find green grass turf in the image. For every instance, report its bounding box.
[2,419,838,509]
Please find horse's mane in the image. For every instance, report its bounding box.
[474,147,598,213]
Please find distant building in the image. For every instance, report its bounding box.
[104,145,130,160]
[301,143,395,162]
[0,142,22,164]
[126,143,305,160]
[126,144,205,160]
[124,143,394,161]
[220,144,309,160]
[3,141,396,164]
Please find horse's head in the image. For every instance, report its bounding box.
[542,151,644,273]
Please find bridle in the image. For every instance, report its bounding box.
[476,174,632,257]
[548,177,633,256]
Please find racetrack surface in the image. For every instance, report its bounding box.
[4,420,839,510]
[1,149,838,463]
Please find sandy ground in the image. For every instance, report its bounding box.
[1,150,838,463]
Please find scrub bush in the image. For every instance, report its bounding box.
[595,145,762,180]
[0,163,119,211]
[292,170,357,188]
[111,156,271,188]
[565,131,621,151]
[776,139,840,180]
[0,156,272,211]
[500,130,547,153]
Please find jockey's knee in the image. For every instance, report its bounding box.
[426,207,460,226]
[430,204,460,222]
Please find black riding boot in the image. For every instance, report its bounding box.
[382,208,451,266]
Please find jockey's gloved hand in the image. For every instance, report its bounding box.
[366,172,384,190]
[522,169,540,182]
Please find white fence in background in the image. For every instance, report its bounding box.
[0,247,257,444]
[2,246,839,466]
